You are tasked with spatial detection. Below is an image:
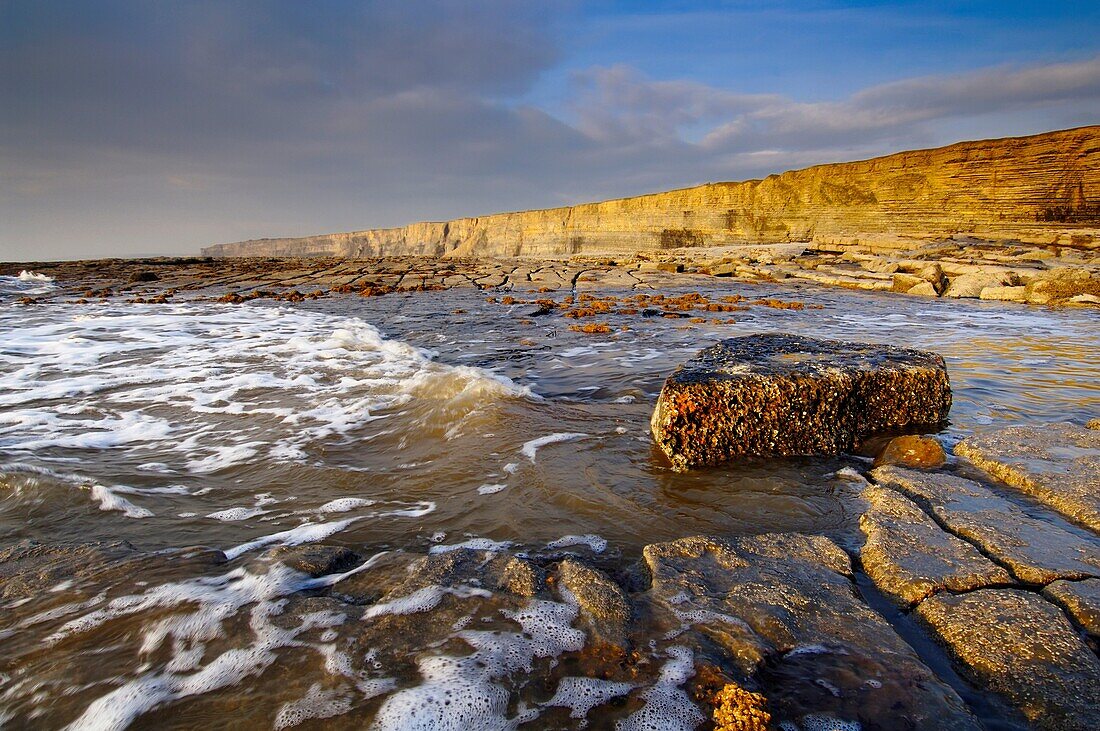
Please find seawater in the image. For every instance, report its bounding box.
[1,275,1096,728]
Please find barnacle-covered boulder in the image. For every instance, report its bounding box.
[651,333,951,469]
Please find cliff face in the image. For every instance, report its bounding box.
[203,126,1100,259]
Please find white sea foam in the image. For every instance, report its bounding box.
[544,677,635,719]
[615,646,704,731]
[545,534,608,554]
[0,272,56,297]
[223,519,360,560]
[206,507,267,522]
[316,497,376,513]
[370,599,583,731]
[520,432,587,463]
[0,303,534,478]
[477,483,508,496]
[428,538,513,555]
[364,585,493,619]
[57,556,386,730]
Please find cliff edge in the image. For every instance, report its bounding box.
[203,126,1100,259]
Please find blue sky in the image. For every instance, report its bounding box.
[2,1,1098,259]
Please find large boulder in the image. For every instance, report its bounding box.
[651,334,951,469]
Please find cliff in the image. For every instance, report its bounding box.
[203,126,1100,259]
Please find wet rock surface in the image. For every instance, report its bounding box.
[917,589,1100,731]
[858,483,1013,606]
[955,422,1100,532]
[1042,578,1100,646]
[871,465,1100,585]
[872,434,947,469]
[643,534,982,730]
[650,334,951,468]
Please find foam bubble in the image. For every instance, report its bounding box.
[316,497,376,513]
[798,715,862,731]
[545,534,608,554]
[370,598,583,731]
[428,538,513,555]
[224,519,360,560]
[521,433,588,463]
[477,483,507,496]
[544,677,634,719]
[205,507,267,522]
[274,683,353,729]
[364,585,493,619]
[615,646,705,731]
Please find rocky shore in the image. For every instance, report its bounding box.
[3,247,1097,728]
[4,418,1096,729]
[5,232,1100,308]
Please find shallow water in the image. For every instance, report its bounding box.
[1,276,1096,728]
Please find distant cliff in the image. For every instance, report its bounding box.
[203,126,1100,259]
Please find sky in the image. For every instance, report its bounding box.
[2,1,1099,261]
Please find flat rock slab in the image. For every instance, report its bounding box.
[955,422,1100,532]
[651,334,951,468]
[643,533,980,730]
[1042,578,1100,644]
[859,483,1013,606]
[872,466,1100,585]
[917,588,1100,731]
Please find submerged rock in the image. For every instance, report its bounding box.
[954,422,1100,532]
[858,483,1012,606]
[917,588,1100,731]
[650,334,951,468]
[643,533,981,730]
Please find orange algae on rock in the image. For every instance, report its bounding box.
[713,683,771,731]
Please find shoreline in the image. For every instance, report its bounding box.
[4,233,1099,308]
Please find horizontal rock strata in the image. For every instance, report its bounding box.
[203,126,1100,259]
[650,334,951,468]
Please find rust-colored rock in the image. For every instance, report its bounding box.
[872,434,947,469]
[650,334,951,469]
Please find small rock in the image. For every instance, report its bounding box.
[1087,418,1100,430]
[872,434,946,469]
[891,273,924,293]
[269,544,360,577]
[906,281,940,297]
[979,285,1028,302]
[943,272,1009,298]
[129,270,159,282]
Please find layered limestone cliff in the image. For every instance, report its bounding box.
[203,126,1100,259]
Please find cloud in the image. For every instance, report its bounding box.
[571,57,1100,155]
[1,1,1098,260]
